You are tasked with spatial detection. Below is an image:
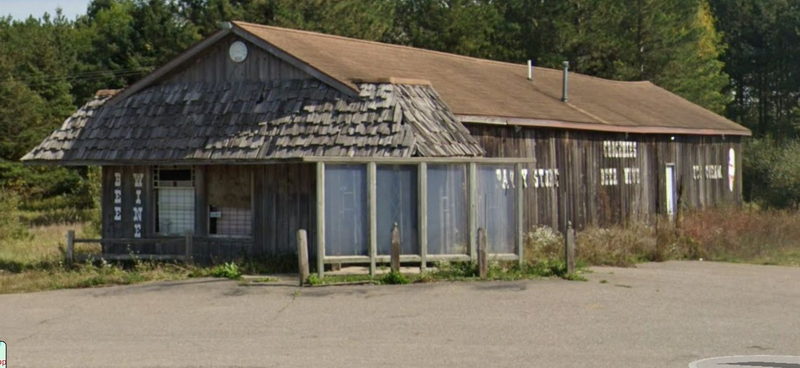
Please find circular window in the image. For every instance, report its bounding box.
[229,41,248,63]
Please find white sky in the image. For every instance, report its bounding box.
[1,0,91,20]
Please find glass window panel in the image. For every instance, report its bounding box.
[426,164,468,255]
[157,187,195,235]
[477,165,517,254]
[324,165,368,256]
[377,165,418,255]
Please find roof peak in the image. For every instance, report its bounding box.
[231,21,660,86]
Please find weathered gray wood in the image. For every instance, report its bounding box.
[78,254,187,262]
[66,230,75,265]
[106,29,231,105]
[418,162,428,272]
[297,229,309,286]
[194,166,208,236]
[185,231,194,264]
[230,26,359,98]
[477,227,487,279]
[456,115,751,136]
[515,163,524,266]
[565,221,575,274]
[391,222,401,272]
[367,162,377,277]
[468,162,478,262]
[301,157,535,164]
[316,162,325,278]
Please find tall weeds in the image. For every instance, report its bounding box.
[528,207,800,267]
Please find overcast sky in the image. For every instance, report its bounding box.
[2,0,91,20]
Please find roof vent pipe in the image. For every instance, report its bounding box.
[561,61,569,102]
[527,59,533,81]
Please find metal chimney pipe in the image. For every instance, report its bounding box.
[527,59,533,81]
[561,61,569,102]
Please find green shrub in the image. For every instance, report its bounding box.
[744,138,800,208]
[0,191,28,240]
[432,260,478,279]
[380,270,409,284]
[306,274,322,285]
[209,262,242,279]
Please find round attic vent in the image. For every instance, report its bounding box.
[229,41,248,63]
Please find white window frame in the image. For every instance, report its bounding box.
[154,166,196,236]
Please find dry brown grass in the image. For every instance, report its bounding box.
[677,206,800,266]
[0,223,99,270]
[527,207,800,267]
[0,222,197,294]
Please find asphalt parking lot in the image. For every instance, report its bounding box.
[1,261,799,367]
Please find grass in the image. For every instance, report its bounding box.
[0,260,195,294]
[5,206,800,294]
[0,223,98,271]
[0,222,249,294]
[305,260,587,286]
[568,207,800,267]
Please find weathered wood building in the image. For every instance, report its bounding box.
[23,21,750,264]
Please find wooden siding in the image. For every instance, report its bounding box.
[467,125,743,232]
[161,34,309,84]
[253,164,316,256]
[102,164,317,258]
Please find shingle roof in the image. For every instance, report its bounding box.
[233,21,750,136]
[22,80,483,163]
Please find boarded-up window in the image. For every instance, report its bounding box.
[377,165,418,255]
[154,167,195,235]
[427,164,468,255]
[477,165,517,254]
[207,167,253,237]
[324,165,367,256]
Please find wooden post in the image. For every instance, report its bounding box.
[468,162,478,261]
[478,227,488,279]
[390,222,401,273]
[66,230,75,266]
[316,162,325,279]
[184,231,193,264]
[297,229,309,286]
[368,162,377,277]
[565,221,575,274]
[418,162,428,272]
[515,163,524,267]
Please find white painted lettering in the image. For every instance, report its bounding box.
[603,141,637,158]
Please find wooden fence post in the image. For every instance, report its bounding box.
[66,230,75,266]
[478,227,488,279]
[184,231,194,264]
[297,229,309,286]
[390,223,401,273]
[565,221,575,274]
[368,162,377,277]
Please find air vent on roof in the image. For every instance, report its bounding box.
[527,59,534,81]
[561,61,569,102]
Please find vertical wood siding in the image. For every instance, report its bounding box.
[468,125,743,233]
[161,34,310,84]
[253,164,316,256]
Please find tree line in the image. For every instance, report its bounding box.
[1,0,799,206]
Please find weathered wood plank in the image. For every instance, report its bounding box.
[316,162,325,278]
[297,229,309,286]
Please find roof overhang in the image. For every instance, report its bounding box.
[456,115,753,137]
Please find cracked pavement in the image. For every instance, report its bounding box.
[1,261,799,367]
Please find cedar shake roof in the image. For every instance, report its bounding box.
[233,21,750,136]
[22,80,483,163]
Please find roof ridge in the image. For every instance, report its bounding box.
[233,21,553,72]
[233,21,660,86]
